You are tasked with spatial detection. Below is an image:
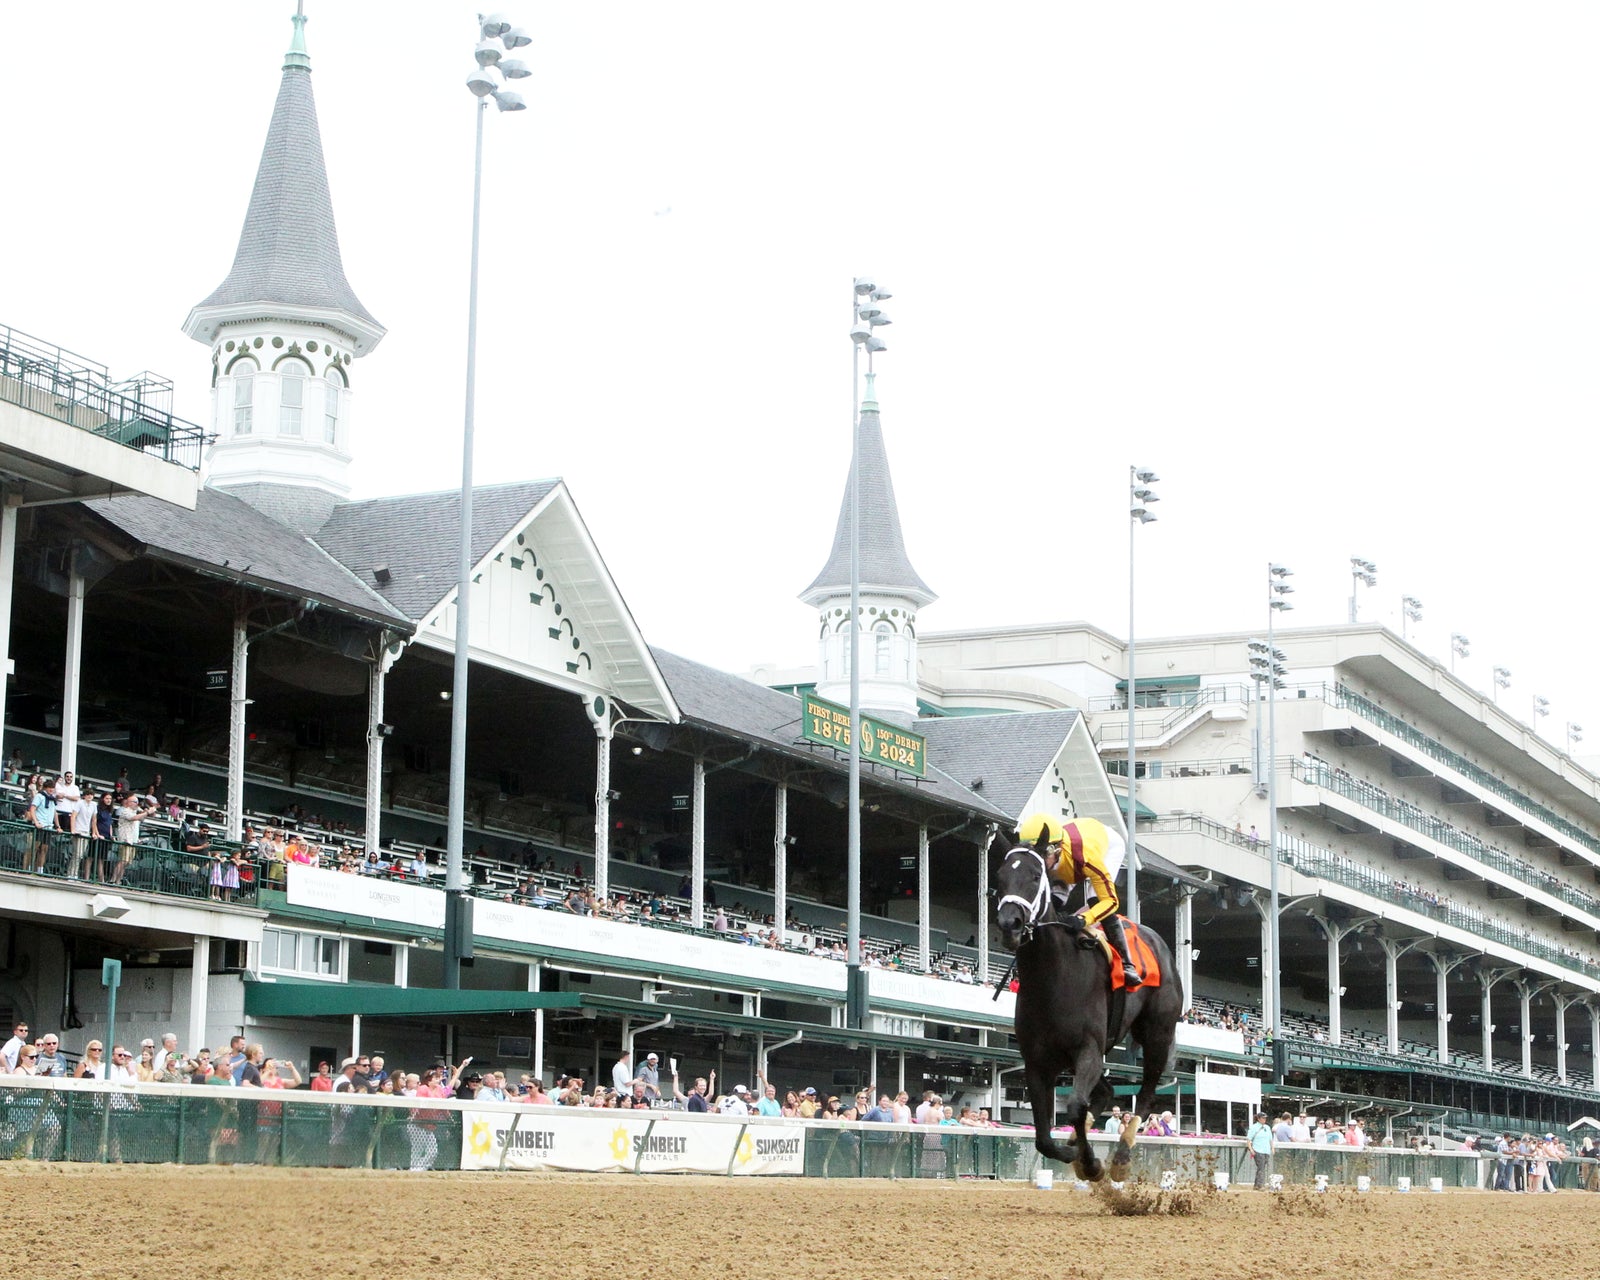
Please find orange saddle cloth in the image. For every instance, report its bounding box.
[1093,917,1162,992]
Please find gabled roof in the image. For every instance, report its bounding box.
[189,13,380,335]
[651,647,1011,824]
[917,710,1082,823]
[315,480,560,621]
[801,396,935,608]
[82,487,408,628]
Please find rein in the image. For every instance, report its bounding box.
[993,846,1076,999]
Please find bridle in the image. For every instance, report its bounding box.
[996,844,1055,945]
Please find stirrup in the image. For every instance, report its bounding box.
[1120,961,1145,989]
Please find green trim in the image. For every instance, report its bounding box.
[1115,675,1201,690]
[243,978,581,1018]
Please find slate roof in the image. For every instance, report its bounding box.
[917,710,1082,823]
[314,480,560,621]
[651,647,1010,824]
[801,402,935,606]
[82,488,407,627]
[193,32,379,329]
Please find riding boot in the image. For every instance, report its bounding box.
[1104,916,1144,989]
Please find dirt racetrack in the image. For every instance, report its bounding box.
[3,1163,1595,1280]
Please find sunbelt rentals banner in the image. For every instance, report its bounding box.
[459,1110,805,1176]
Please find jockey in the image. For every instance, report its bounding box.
[1017,812,1144,989]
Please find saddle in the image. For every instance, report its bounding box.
[1083,916,1162,993]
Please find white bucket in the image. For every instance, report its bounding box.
[1356,1175,1372,1193]
[1429,1176,1444,1193]
[1073,1180,1091,1192]
[1213,1171,1230,1191]
[1396,1177,1411,1193]
[1159,1169,1178,1191]
[1269,1173,1284,1192]
[1034,1168,1054,1190]
[1314,1174,1329,1192]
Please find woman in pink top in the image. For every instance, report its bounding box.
[308,1061,334,1092]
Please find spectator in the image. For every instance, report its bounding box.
[863,1094,895,1123]
[53,771,81,834]
[331,1058,362,1093]
[152,1032,179,1074]
[0,1020,27,1073]
[107,1045,138,1083]
[74,1040,107,1079]
[309,1061,335,1092]
[1101,1106,1123,1136]
[1246,1111,1275,1189]
[237,1044,266,1087]
[11,1044,38,1075]
[135,1042,159,1082]
[33,1034,67,1078]
[1289,1113,1312,1143]
[718,1084,753,1116]
[674,1072,713,1113]
[187,1049,214,1085]
[611,1049,634,1095]
[28,779,57,872]
[1273,1113,1293,1143]
[368,1055,389,1089]
[797,1087,819,1119]
[636,1052,662,1100]
[754,1080,784,1118]
[261,1056,301,1089]
[222,1035,248,1084]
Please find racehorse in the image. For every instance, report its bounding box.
[994,829,1184,1183]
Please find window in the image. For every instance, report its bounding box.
[279,360,306,436]
[232,361,256,435]
[323,381,340,444]
[260,926,344,980]
[874,623,893,677]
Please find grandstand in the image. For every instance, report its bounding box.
[2,4,1597,1161]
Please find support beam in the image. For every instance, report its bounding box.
[1555,997,1570,1085]
[1377,937,1417,1055]
[1480,971,1498,1070]
[1516,981,1535,1079]
[975,829,991,984]
[0,496,18,748]
[593,716,613,902]
[1174,888,1195,1014]
[1590,1004,1600,1094]
[1427,951,1466,1066]
[917,824,930,971]
[188,935,210,1055]
[363,660,388,860]
[1327,926,1344,1047]
[530,961,544,1085]
[690,756,705,928]
[773,783,788,939]
[59,554,85,775]
[1251,895,1274,1031]
[226,614,248,842]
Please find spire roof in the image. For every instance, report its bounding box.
[801,376,936,608]
[190,8,380,335]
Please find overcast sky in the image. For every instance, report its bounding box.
[5,3,1597,744]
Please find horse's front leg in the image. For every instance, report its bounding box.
[1024,1060,1077,1167]
[1066,1045,1105,1183]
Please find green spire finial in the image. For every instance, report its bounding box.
[862,370,879,412]
[284,2,311,72]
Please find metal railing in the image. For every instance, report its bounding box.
[1331,683,1600,864]
[0,322,206,471]
[1293,758,1600,918]
[1144,814,1600,981]
[0,818,256,906]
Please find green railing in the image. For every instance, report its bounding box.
[1331,683,1600,863]
[1144,814,1600,982]
[0,1079,1488,1186]
[0,818,257,906]
[1293,758,1600,918]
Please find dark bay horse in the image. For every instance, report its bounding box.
[994,833,1183,1182]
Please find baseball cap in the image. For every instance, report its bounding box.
[803,1087,817,1096]
[733,1084,750,1095]
[646,1053,658,1062]
[340,1057,358,1069]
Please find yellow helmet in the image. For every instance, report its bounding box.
[1017,812,1063,845]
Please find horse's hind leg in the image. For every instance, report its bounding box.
[1066,1045,1104,1183]
[1024,1060,1078,1168]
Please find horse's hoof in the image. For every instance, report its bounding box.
[1082,1158,1105,1183]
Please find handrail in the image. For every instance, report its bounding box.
[1293,758,1600,918]
[1144,814,1600,981]
[1331,683,1600,864]
[0,818,256,906]
[0,322,206,472]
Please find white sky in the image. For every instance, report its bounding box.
[4,3,1597,739]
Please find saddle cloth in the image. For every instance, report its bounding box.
[1087,916,1162,992]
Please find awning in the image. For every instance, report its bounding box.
[243,979,582,1019]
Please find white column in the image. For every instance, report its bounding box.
[1435,958,1450,1065]
[1258,901,1274,1031]
[351,1013,362,1059]
[1174,889,1194,1013]
[1384,943,1400,1055]
[1327,927,1343,1047]
[593,720,612,902]
[0,496,18,749]
[1480,974,1495,1069]
[530,961,544,1084]
[188,935,210,1053]
[226,615,248,842]
[1519,984,1533,1079]
[1589,1004,1600,1091]
[690,756,705,928]
[393,944,409,988]
[60,555,86,775]
[364,661,387,858]
[916,824,930,971]
[1555,998,1569,1085]
[975,833,989,983]
[772,783,788,937]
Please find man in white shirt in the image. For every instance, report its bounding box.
[53,772,82,833]
[152,1032,179,1074]
[112,792,158,886]
[0,1020,28,1073]
[107,1045,139,1083]
[68,793,96,879]
[611,1049,635,1095]
[717,1083,753,1116]
[1289,1114,1312,1143]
